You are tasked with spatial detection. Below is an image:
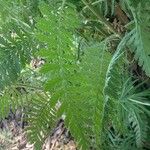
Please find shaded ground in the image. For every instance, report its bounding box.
[0,112,76,150]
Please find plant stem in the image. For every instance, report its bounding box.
[82,0,121,38]
[82,0,103,11]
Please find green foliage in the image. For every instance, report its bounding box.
[35,1,112,149]
[0,0,37,89]
[127,1,150,76]
[0,0,150,150]
[26,92,56,150]
[0,68,44,119]
[0,25,35,89]
[0,67,54,149]
[33,0,150,149]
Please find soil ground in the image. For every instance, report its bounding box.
[0,111,76,150]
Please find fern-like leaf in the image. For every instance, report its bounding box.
[0,0,37,89]
[127,1,150,76]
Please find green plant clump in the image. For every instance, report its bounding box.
[0,0,150,149]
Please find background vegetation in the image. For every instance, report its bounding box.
[0,0,150,149]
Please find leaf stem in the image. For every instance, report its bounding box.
[82,0,121,38]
